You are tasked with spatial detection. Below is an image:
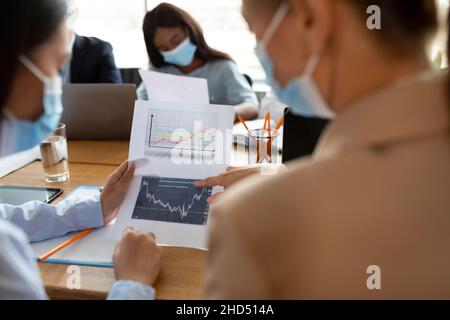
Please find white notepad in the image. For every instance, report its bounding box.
[30,187,117,267]
[0,146,41,179]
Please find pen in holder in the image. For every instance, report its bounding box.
[248,128,281,165]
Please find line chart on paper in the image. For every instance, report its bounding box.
[144,109,219,158]
[132,176,212,226]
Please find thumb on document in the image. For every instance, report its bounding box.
[100,161,136,225]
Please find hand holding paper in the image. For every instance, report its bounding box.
[100,161,135,225]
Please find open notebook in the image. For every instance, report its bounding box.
[30,187,117,268]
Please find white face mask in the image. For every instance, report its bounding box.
[254,2,335,119]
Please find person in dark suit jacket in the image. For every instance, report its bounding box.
[61,34,123,84]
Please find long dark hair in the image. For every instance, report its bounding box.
[0,0,68,112]
[143,2,233,68]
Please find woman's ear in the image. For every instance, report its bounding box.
[288,0,334,54]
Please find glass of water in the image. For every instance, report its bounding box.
[40,123,70,183]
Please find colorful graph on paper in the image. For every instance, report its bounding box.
[144,109,219,158]
[132,176,212,226]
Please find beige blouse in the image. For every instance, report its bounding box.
[206,71,450,299]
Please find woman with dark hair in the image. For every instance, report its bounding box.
[0,0,161,299]
[202,0,450,299]
[138,3,259,120]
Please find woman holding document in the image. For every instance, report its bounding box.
[138,3,259,121]
[202,0,450,299]
[0,0,161,299]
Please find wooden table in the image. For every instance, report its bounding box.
[0,141,249,300]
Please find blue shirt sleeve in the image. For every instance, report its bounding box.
[0,114,39,157]
[107,280,156,300]
[220,61,259,106]
[0,220,47,300]
[0,219,155,300]
[0,195,104,243]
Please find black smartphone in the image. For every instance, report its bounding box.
[0,186,63,206]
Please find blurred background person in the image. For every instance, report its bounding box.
[204,0,450,299]
[138,2,259,121]
[0,0,160,299]
[60,0,123,84]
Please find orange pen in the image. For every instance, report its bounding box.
[38,228,94,262]
[266,113,272,162]
[238,114,250,133]
[259,113,270,163]
[274,115,285,134]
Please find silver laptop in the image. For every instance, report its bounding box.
[61,84,137,140]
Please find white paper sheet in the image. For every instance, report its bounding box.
[0,146,41,179]
[129,100,234,177]
[139,70,209,104]
[112,100,235,249]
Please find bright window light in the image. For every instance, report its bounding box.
[73,0,265,80]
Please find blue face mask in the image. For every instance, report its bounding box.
[2,56,63,154]
[254,3,335,119]
[161,37,198,67]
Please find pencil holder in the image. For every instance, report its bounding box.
[248,129,281,165]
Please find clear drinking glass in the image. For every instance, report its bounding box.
[40,123,70,183]
[248,129,281,165]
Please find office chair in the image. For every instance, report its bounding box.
[243,73,253,88]
[120,68,142,87]
[282,108,330,162]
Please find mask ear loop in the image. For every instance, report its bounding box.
[19,55,47,83]
[304,54,320,77]
[260,2,291,48]
[19,55,62,95]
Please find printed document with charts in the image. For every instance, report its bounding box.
[31,73,234,268]
[111,99,234,249]
[114,67,233,250]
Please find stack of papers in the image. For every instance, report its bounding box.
[0,146,41,179]
[139,70,209,104]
